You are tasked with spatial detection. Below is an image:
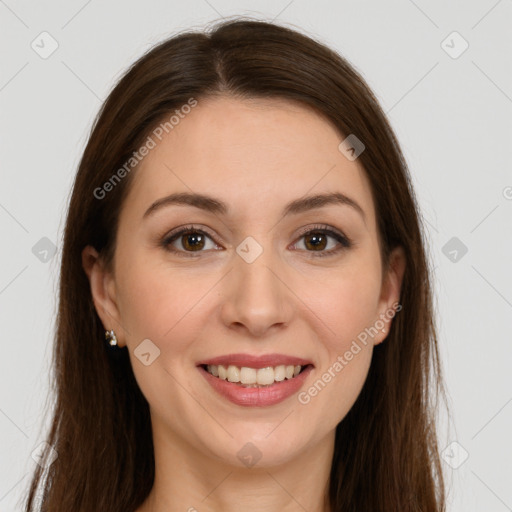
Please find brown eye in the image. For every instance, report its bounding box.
[163,228,219,255]
[303,232,328,251]
[293,225,352,257]
[180,231,206,251]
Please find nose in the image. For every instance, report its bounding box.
[219,243,295,338]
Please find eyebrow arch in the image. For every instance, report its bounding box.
[143,191,366,223]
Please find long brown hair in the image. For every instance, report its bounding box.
[23,17,449,511]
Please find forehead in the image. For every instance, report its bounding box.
[120,95,376,227]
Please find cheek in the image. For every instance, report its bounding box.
[301,259,382,346]
[295,256,381,404]
[116,255,216,349]
[115,261,212,407]
[299,276,378,425]
[311,344,373,428]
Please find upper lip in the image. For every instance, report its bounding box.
[196,353,314,369]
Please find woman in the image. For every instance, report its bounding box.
[24,18,449,511]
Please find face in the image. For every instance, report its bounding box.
[83,95,405,469]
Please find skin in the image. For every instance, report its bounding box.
[82,96,406,512]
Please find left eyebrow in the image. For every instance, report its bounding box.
[282,192,366,223]
[143,191,366,224]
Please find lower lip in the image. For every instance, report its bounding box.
[197,365,314,407]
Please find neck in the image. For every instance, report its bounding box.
[136,414,334,512]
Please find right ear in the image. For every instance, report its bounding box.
[81,245,127,347]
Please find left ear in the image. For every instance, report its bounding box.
[373,245,406,345]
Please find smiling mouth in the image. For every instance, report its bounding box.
[199,363,312,388]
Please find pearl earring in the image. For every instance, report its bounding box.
[105,329,118,346]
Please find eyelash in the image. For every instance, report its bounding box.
[160,223,352,258]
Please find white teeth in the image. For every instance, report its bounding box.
[274,365,286,381]
[240,367,257,384]
[205,364,304,385]
[226,365,240,383]
[217,364,227,380]
[256,367,275,385]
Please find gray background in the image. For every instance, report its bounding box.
[1,1,511,510]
